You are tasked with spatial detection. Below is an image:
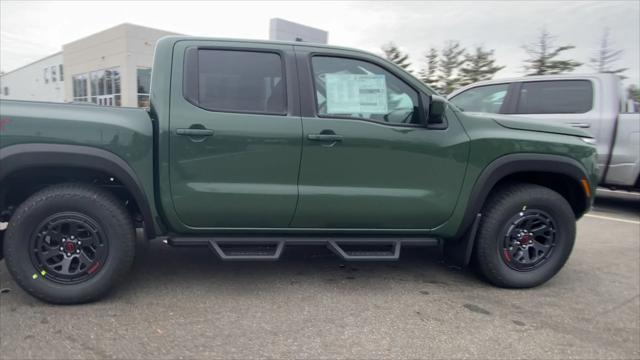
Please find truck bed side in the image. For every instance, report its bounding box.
[0,100,160,235]
[603,112,640,188]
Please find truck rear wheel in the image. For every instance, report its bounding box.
[3,183,135,304]
[474,183,576,288]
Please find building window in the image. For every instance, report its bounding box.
[72,74,89,102]
[44,68,49,84]
[59,65,64,81]
[90,67,121,106]
[51,65,57,82]
[137,68,151,107]
[2,87,8,96]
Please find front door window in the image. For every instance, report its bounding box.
[311,56,420,125]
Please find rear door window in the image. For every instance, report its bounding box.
[184,49,286,114]
[515,80,593,114]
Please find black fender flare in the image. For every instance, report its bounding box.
[0,143,156,238]
[445,153,591,267]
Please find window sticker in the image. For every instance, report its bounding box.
[325,74,388,114]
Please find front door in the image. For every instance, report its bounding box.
[291,50,469,230]
[169,41,302,229]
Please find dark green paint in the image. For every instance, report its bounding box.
[0,36,598,239]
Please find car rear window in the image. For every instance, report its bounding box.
[515,80,593,114]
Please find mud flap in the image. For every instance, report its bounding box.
[443,213,482,267]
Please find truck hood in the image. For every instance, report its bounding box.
[489,114,592,138]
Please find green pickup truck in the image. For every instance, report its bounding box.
[0,37,598,304]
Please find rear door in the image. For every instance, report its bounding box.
[290,47,470,230]
[508,79,600,131]
[168,41,302,229]
[507,79,606,170]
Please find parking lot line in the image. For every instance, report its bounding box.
[584,213,640,224]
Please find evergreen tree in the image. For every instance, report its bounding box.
[459,46,505,86]
[381,42,412,72]
[418,48,440,90]
[590,28,627,78]
[628,84,640,103]
[523,29,582,75]
[437,41,466,94]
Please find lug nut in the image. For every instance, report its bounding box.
[62,238,66,242]
[59,247,64,251]
[76,250,80,253]
[70,236,75,240]
[78,241,82,245]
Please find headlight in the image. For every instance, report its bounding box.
[580,137,596,145]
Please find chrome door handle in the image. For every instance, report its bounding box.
[567,123,591,129]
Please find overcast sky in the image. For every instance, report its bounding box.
[1,1,639,86]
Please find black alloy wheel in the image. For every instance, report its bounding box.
[30,212,109,284]
[500,209,557,271]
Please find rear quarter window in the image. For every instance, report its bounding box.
[515,80,593,114]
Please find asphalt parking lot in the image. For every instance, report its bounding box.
[0,190,638,359]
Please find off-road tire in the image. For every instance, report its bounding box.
[474,183,576,288]
[3,183,135,304]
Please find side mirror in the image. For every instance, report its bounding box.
[425,95,447,129]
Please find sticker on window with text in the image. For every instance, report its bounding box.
[325,74,388,114]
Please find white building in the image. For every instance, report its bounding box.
[63,23,178,107]
[0,52,65,102]
[269,18,328,44]
[1,21,328,107]
[0,23,178,107]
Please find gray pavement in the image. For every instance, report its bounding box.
[1,191,638,359]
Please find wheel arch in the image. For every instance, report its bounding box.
[445,153,592,267]
[0,143,156,239]
[461,153,591,235]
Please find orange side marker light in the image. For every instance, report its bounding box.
[580,178,592,198]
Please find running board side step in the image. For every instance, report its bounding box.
[208,240,284,261]
[327,240,400,261]
[167,236,439,261]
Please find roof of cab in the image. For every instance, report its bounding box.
[157,35,373,55]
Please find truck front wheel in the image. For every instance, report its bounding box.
[3,183,135,304]
[474,183,576,288]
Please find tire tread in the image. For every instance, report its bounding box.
[4,183,135,304]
